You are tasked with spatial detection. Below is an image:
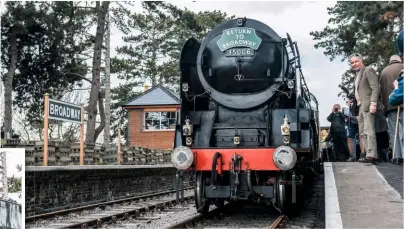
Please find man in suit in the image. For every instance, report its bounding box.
[380,55,403,164]
[348,53,380,163]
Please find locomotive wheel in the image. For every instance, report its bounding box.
[195,172,210,215]
[276,172,286,212]
[276,171,303,217]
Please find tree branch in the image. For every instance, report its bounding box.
[63,72,92,84]
[72,87,91,91]
[74,6,97,10]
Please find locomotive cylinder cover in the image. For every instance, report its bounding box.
[196,17,289,109]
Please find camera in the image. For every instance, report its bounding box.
[334,108,339,112]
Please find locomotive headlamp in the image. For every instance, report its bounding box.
[287,80,294,89]
[236,17,245,26]
[171,146,194,170]
[273,146,297,170]
[182,118,193,136]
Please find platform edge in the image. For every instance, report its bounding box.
[374,166,403,201]
[324,162,343,229]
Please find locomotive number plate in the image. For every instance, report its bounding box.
[224,48,255,57]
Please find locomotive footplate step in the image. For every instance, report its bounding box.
[252,186,274,198]
[206,186,231,198]
[324,162,403,228]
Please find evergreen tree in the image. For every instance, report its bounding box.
[1,1,134,143]
[8,176,21,193]
[1,2,96,137]
[310,1,403,95]
[110,2,232,143]
[84,1,133,144]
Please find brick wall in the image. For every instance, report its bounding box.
[129,108,177,150]
[25,167,190,216]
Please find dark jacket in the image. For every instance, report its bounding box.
[380,60,404,112]
[327,112,346,136]
[374,110,389,133]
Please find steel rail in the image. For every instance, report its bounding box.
[26,186,192,223]
[166,203,230,229]
[269,214,286,229]
[58,195,194,229]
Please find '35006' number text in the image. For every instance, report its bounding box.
[224,48,254,57]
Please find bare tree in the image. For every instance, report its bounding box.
[3,25,19,139]
[86,1,110,144]
[103,10,111,147]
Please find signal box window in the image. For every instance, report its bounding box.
[144,111,176,130]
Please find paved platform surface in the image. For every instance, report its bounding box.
[325,162,403,228]
[375,163,403,199]
[26,164,173,171]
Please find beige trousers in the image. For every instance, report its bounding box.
[358,106,378,158]
[347,138,354,154]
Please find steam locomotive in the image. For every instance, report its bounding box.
[171,17,321,216]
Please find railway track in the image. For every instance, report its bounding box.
[26,187,194,229]
[167,202,286,229]
[166,173,325,229]
[27,173,324,229]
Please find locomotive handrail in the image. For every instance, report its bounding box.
[309,92,319,111]
[294,42,302,69]
[295,45,312,107]
[286,37,313,107]
[286,33,296,57]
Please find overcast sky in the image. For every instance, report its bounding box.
[0,148,24,204]
[2,1,351,141]
[106,0,347,126]
[4,149,24,178]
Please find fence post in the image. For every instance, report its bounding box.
[43,93,49,166]
[118,128,121,165]
[80,106,84,165]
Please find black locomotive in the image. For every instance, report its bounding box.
[171,17,321,216]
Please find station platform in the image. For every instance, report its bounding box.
[25,164,173,171]
[325,162,403,228]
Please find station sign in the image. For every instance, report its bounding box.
[48,99,83,124]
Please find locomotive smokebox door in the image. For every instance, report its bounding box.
[195,17,288,109]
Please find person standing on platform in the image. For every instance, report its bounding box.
[342,106,359,161]
[389,75,404,106]
[349,53,381,163]
[380,55,403,164]
[325,104,349,161]
[374,109,390,162]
